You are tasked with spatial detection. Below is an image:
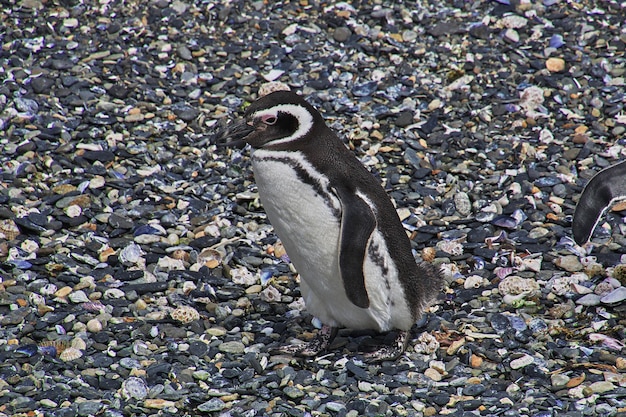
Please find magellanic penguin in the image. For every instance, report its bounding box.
[572,160,626,245]
[223,90,442,361]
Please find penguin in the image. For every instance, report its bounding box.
[222,90,442,361]
[572,160,626,245]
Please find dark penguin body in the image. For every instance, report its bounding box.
[573,160,626,245]
[224,91,441,360]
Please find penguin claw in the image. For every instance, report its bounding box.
[361,330,409,363]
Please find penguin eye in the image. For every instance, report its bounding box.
[261,115,278,125]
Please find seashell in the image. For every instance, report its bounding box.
[571,283,592,295]
[521,256,542,272]
[16,344,39,357]
[498,275,540,296]
[170,305,200,324]
[272,242,290,263]
[594,280,616,296]
[82,301,106,312]
[413,332,440,355]
[20,239,39,253]
[311,317,323,329]
[259,268,274,285]
[55,324,67,335]
[38,340,68,357]
[197,248,222,269]
[436,239,464,256]
[59,347,83,361]
[589,333,625,351]
[40,283,58,296]
[439,263,463,280]
[485,230,509,247]
[259,285,281,303]
[468,256,485,271]
[182,280,197,295]
[547,302,575,319]
[549,34,564,48]
[170,249,190,262]
[495,267,513,279]
[119,242,144,265]
[0,219,21,240]
[548,273,588,296]
[421,247,437,262]
[133,224,165,237]
[491,215,518,230]
[122,376,149,400]
[230,266,258,286]
[29,293,46,306]
[464,275,484,289]
[64,204,82,218]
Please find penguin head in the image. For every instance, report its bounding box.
[223,91,323,149]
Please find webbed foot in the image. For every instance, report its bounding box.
[274,325,338,357]
[361,330,409,363]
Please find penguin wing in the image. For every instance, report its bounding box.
[333,185,376,309]
[572,160,626,245]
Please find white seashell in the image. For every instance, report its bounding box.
[413,332,440,355]
[464,275,484,289]
[495,267,513,279]
[64,204,82,218]
[68,290,91,304]
[230,266,258,286]
[436,239,464,256]
[259,285,281,303]
[170,305,200,324]
[156,256,185,271]
[521,257,542,272]
[20,239,39,253]
[498,276,540,296]
[119,242,144,265]
[40,283,58,296]
[439,263,463,280]
[580,256,597,267]
[60,347,83,361]
[548,273,588,296]
[29,293,46,306]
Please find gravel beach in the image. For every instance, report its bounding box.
[1,1,625,416]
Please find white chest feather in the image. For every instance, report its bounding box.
[251,149,412,332]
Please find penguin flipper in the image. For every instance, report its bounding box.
[334,186,376,309]
[573,160,626,245]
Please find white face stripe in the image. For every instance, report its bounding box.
[251,103,314,146]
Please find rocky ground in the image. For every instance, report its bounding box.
[1,0,625,416]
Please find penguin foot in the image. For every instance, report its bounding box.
[361,330,409,363]
[274,325,338,357]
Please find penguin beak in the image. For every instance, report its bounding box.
[218,119,255,148]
